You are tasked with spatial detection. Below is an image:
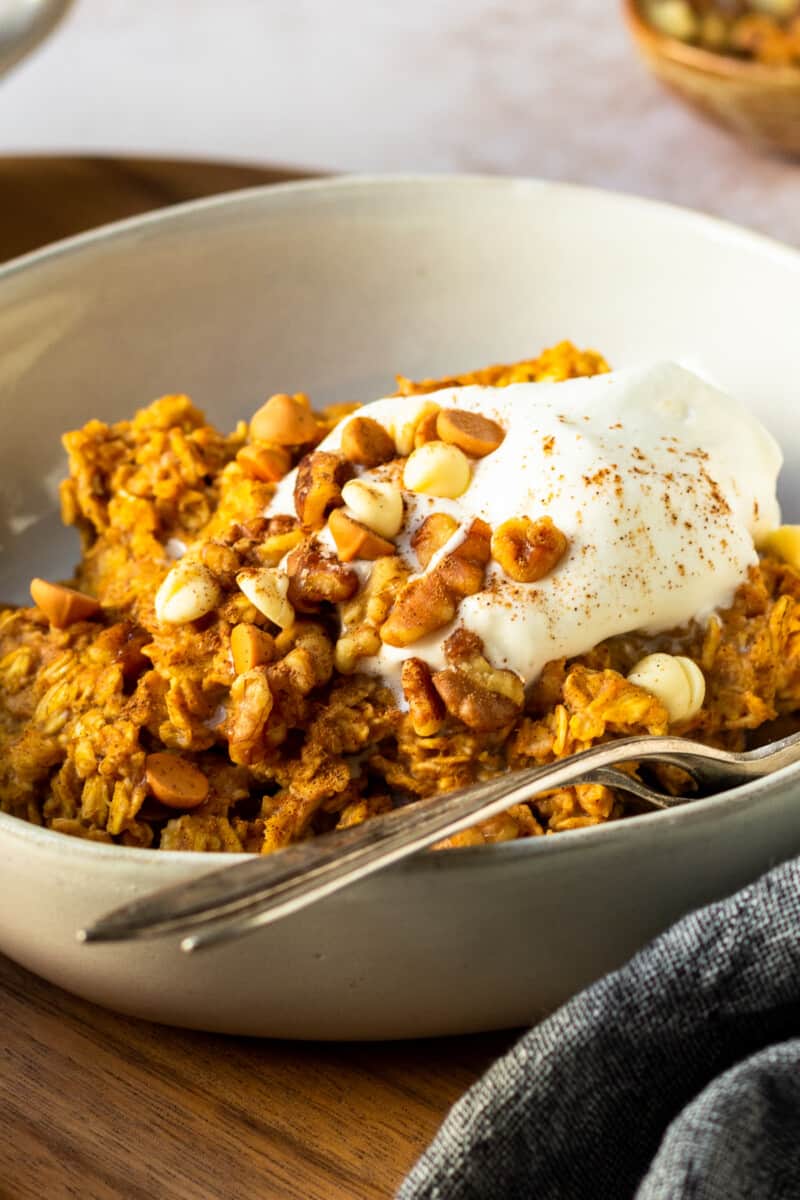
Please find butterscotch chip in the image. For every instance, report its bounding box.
[250,393,318,446]
[340,417,396,467]
[236,443,291,482]
[401,658,445,737]
[491,516,568,583]
[30,578,101,629]
[328,509,397,562]
[412,513,459,569]
[144,752,209,809]
[231,623,275,674]
[436,409,505,458]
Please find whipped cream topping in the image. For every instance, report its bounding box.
[268,363,782,691]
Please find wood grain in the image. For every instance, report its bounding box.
[0,954,512,1200]
[0,155,515,1200]
[0,154,315,262]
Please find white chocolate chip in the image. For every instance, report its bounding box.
[403,441,471,499]
[236,568,295,629]
[680,657,706,717]
[154,561,222,624]
[341,478,404,539]
[389,399,440,456]
[627,653,706,724]
[758,525,800,570]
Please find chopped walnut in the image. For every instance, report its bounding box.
[412,513,459,570]
[270,621,334,696]
[227,666,274,765]
[335,556,410,673]
[433,668,521,732]
[199,541,241,589]
[401,658,445,737]
[380,519,491,647]
[294,451,353,530]
[379,573,457,648]
[436,518,491,597]
[491,516,568,583]
[432,629,524,732]
[286,539,360,610]
[257,514,304,566]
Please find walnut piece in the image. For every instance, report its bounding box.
[491,516,568,583]
[431,629,525,731]
[227,666,274,765]
[294,451,353,530]
[379,573,456,648]
[401,658,446,737]
[381,518,491,647]
[286,538,360,610]
[258,515,303,565]
[412,512,459,570]
[335,556,411,673]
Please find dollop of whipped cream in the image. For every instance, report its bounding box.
[268,363,781,691]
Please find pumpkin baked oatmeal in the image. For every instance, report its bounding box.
[1,340,799,853]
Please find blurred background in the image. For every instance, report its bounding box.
[1,0,799,245]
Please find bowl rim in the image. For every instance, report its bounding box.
[2,171,800,283]
[2,170,800,871]
[2,759,799,871]
[622,0,800,83]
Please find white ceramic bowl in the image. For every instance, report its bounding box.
[2,176,800,1040]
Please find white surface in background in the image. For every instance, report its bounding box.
[0,0,799,244]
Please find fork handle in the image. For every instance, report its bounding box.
[82,730,743,954]
[182,761,591,951]
[82,738,658,952]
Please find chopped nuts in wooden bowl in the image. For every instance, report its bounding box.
[623,0,800,156]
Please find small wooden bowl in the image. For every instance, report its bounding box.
[623,0,800,157]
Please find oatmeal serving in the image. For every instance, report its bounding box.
[2,340,799,852]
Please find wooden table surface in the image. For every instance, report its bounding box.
[0,156,514,1200]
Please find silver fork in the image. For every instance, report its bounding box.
[79,729,800,953]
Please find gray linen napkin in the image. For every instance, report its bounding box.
[398,858,800,1200]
